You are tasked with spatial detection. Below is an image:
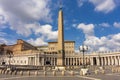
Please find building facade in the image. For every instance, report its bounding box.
[48,41,75,55]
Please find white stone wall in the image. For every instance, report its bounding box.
[5,56,29,65]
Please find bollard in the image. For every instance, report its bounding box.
[80,70,83,76]
[53,71,56,76]
[112,68,114,73]
[117,68,119,73]
[118,68,120,72]
[102,70,105,74]
[1,70,3,74]
[95,70,98,75]
[20,71,23,76]
[0,70,2,74]
[116,68,118,72]
[62,71,65,76]
[5,70,9,74]
[27,71,30,76]
[35,71,38,76]
[44,71,46,76]
[115,68,117,73]
[10,70,12,75]
[3,70,6,74]
[14,70,17,75]
[71,71,74,76]
[116,68,118,73]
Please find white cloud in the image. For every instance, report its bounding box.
[0,32,7,37]
[0,15,6,24]
[84,33,120,52]
[27,37,47,46]
[0,0,58,46]
[25,23,58,46]
[89,0,116,13]
[35,24,58,40]
[76,23,120,52]
[0,0,52,36]
[113,22,120,28]
[99,23,110,27]
[77,23,94,38]
[0,37,8,44]
[23,23,58,40]
[77,0,87,7]
[0,13,8,29]
[0,0,51,22]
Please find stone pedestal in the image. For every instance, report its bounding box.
[80,68,89,75]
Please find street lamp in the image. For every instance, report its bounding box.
[6,50,14,69]
[79,45,88,68]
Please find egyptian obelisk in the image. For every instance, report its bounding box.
[57,4,65,66]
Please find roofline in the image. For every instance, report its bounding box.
[48,41,75,43]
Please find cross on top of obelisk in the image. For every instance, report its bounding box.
[59,0,63,9]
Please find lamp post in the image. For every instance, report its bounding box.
[6,50,13,69]
[79,45,88,68]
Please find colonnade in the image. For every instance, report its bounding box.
[23,52,120,66]
[91,56,120,66]
[44,57,57,66]
[64,57,90,66]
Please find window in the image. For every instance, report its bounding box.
[24,61,26,64]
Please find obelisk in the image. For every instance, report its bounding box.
[57,5,65,66]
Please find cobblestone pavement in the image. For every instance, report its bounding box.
[0,70,120,80]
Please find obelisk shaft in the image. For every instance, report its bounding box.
[57,8,65,66]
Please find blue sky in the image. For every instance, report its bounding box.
[0,0,120,52]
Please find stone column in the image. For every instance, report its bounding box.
[64,58,66,66]
[104,57,107,66]
[96,57,100,66]
[76,58,77,66]
[28,57,30,65]
[101,57,104,66]
[68,58,70,66]
[109,56,111,65]
[42,57,44,66]
[67,58,69,66]
[85,58,87,65]
[115,56,118,65]
[111,56,114,65]
[29,57,32,65]
[74,58,76,66]
[117,56,119,65]
[72,58,74,66]
[33,57,35,65]
[118,56,120,66]
[73,58,74,65]
[36,54,39,66]
[107,57,110,66]
[54,58,55,66]
[79,58,81,65]
[90,57,93,65]
[34,54,37,65]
